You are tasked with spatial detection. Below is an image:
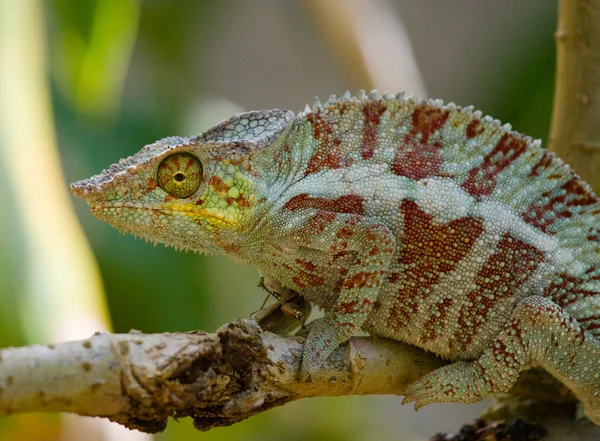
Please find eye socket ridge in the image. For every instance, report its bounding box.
[157,152,203,198]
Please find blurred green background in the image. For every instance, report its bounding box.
[0,1,557,440]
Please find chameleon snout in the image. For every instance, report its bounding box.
[69,179,102,200]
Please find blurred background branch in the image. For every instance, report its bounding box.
[304,0,427,97]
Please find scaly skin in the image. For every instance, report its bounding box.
[71,91,600,423]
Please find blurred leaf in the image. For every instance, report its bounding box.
[0,415,61,441]
[0,1,117,440]
[50,0,141,118]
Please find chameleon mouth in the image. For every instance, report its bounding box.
[88,201,236,229]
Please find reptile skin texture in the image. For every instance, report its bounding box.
[71,91,600,423]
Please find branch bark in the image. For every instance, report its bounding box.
[0,319,445,433]
[548,0,600,192]
[0,317,595,439]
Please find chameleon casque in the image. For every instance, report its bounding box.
[70,90,600,423]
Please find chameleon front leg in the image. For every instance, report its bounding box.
[402,295,600,424]
[279,211,395,379]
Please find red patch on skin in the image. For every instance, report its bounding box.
[236,194,250,208]
[307,112,327,140]
[391,104,449,180]
[421,298,453,343]
[462,133,528,197]
[292,271,325,289]
[562,177,597,206]
[209,176,230,194]
[336,226,354,239]
[330,241,348,253]
[451,233,544,351]
[386,200,484,330]
[490,336,522,371]
[146,177,157,192]
[305,112,350,175]
[387,273,400,284]
[284,193,365,215]
[274,143,292,168]
[391,141,444,179]
[529,151,554,177]
[545,273,598,312]
[466,119,484,139]
[220,242,243,256]
[295,258,317,272]
[342,271,382,289]
[303,211,337,235]
[522,177,597,233]
[226,193,250,208]
[306,150,347,175]
[330,267,349,297]
[361,101,387,160]
[410,104,450,144]
[579,314,600,335]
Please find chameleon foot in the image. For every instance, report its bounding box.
[402,360,516,409]
[403,296,600,425]
[300,317,349,380]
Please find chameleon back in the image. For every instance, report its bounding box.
[269,92,600,352]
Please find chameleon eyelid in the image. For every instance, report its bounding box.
[157,152,202,198]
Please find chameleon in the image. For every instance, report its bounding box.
[70,90,600,423]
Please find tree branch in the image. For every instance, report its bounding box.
[0,319,445,433]
[1,317,593,439]
[548,0,600,192]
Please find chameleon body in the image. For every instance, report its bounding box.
[71,91,600,423]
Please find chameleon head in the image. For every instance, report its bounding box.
[70,109,295,254]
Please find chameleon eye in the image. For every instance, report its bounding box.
[157,153,202,198]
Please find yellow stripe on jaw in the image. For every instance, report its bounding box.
[166,203,246,229]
